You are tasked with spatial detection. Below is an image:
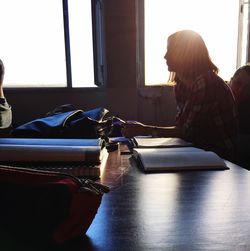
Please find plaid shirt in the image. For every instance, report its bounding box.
[174,72,239,161]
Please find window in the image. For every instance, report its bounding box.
[0,0,104,88]
[139,0,241,86]
[237,0,250,66]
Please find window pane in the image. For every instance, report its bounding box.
[237,2,249,66]
[68,0,95,87]
[0,0,66,87]
[144,0,239,85]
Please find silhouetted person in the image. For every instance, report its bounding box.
[0,59,12,133]
[229,64,250,168]
[229,64,250,134]
[122,30,239,161]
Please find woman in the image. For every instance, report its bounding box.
[122,30,238,161]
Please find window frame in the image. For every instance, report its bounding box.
[135,0,145,88]
[137,0,245,87]
[237,0,250,67]
[61,0,106,89]
[4,0,106,90]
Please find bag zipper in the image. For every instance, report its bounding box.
[0,165,110,195]
[64,173,110,195]
[79,178,110,195]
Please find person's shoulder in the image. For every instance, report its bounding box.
[195,71,221,84]
[205,71,224,83]
[194,73,208,89]
[206,72,231,90]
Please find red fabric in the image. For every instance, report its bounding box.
[0,166,103,243]
[0,166,65,184]
[53,191,102,243]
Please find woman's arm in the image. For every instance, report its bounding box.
[121,121,183,138]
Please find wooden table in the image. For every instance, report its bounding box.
[86,145,250,251]
[2,144,250,251]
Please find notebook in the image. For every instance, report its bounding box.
[0,138,107,178]
[0,138,104,148]
[0,162,102,178]
[133,147,228,172]
[129,136,193,148]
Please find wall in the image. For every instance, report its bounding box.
[4,0,176,127]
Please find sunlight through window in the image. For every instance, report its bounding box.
[0,0,66,87]
[144,0,239,85]
[68,0,95,87]
[0,0,96,87]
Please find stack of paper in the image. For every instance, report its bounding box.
[0,138,107,178]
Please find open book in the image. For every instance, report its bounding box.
[130,136,193,148]
[0,138,107,178]
[133,147,228,172]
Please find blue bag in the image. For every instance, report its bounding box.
[11,106,112,139]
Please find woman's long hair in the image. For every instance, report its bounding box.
[167,30,218,83]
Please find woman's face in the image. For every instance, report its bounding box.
[164,40,177,72]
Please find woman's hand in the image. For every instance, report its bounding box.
[121,121,147,138]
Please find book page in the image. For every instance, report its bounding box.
[133,137,193,148]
